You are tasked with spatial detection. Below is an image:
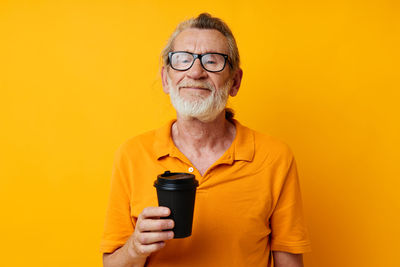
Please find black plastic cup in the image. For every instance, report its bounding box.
[154,171,199,238]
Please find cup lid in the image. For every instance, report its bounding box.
[154,171,199,191]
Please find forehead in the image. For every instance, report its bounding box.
[172,28,228,54]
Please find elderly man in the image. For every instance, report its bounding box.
[101,13,311,267]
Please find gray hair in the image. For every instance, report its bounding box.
[161,13,240,73]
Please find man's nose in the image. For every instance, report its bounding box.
[187,58,207,79]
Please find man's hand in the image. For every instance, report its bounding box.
[128,206,175,259]
[103,207,174,267]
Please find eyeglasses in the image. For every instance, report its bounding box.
[168,51,232,72]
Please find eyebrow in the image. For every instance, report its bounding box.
[174,50,228,55]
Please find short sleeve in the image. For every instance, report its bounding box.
[270,156,311,254]
[100,146,135,254]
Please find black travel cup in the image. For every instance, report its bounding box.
[154,171,199,238]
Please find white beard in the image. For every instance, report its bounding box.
[167,75,232,122]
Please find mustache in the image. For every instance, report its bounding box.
[177,80,214,91]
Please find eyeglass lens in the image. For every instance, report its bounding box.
[171,52,226,72]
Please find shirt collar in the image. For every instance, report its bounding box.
[232,119,255,162]
[153,119,175,160]
[153,119,254,162]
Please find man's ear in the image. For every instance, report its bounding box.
[161,66,170,94]
[229,68,243,97]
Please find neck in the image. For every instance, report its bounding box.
[172,111,235,151]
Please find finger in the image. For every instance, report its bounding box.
[137,231,174,245]
[137,241,166,255]
[137,219,174,232]
[139,207,170,220]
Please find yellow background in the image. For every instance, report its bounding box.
[1,0,399,266]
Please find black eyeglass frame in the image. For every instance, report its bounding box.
[168,51,232,73]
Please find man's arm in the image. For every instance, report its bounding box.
[273,251,304,267]
[103,241,147,267]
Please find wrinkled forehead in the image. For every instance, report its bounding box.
[172,28,229,54]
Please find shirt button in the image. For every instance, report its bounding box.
[188,167,194,173]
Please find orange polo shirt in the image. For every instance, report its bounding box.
[101,120,311,266]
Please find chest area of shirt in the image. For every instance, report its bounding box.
[130,162,276,221]
[175,146,230,176]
